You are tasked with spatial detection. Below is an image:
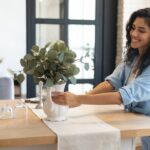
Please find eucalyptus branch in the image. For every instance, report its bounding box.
[15,40,88,87]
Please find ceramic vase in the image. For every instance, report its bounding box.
[43,83,69,121]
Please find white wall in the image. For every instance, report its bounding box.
[0,0,26,95]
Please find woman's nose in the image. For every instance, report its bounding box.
[131,29,138,37]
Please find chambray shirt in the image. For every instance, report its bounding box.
[105,60,150,116]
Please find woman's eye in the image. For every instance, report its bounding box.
[138,30,146,33]
[131,26,135,30]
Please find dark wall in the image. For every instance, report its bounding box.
[102,0,118,79]
[94,0,118,86]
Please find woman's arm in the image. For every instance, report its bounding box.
[52,91,122,108]
[87,81,114,94]
[79,92,122,105]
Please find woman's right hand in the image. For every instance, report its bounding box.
[52,91,81,108]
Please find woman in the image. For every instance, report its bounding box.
[53,8,150,150]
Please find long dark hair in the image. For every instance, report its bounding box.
[125,8,150,75]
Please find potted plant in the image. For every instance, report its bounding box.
[16,40,89,86]
[14,40,89,121]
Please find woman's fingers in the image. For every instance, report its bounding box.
[52,93,67,105]
[53,100,67,105]
[52,91,80,108]
[52,91,65,96]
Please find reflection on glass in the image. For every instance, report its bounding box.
[36,0,64,19]
[69,84,93,94]
[0,101,28,120]
[69,0,95,20]
[0,104,14,119]
[68,25,95,79]
[36,24,64,47]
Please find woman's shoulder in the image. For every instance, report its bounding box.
[138,65,150,78]
[116,61,132,72]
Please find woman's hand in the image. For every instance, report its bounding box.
[52,92,81,108]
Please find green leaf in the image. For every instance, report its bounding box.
[84,63,89,70]
[69,76,77,85]
[39,48,46,57]
[57,40,66,51]
[26,69,34,75]
[51,42,59,51]
[63,51,76,63]
[20,59,26,67]
[45,79,54,87]
[55,72,62,80]
[64,56,75,63]
[79,56,83,62]
[64,51,76,58]
[16,74,25,84]
[73,67,80,75]
[62,75,68,82]
[28,59,37,67]
[47,50,57,60]
[24,54,35,60]
[33,77,41,84]
[68,64,80,75]
[43,61,50,70]
[44,41,51,49]
[34,65,44,76]
[32,45,39,52]
[58,52,64,62]
[23,67,29,74]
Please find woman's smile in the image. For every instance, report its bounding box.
[131,38,140,43]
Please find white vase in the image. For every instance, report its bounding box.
[43,83,69,121]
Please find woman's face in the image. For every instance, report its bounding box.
[130,17,150,54]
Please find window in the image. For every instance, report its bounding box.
[26,0,117,97]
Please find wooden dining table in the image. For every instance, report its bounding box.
[0,100,150,150]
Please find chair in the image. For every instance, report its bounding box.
[0,77,14,100]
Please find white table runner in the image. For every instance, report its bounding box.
[30,105,120,150]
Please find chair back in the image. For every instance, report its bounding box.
[0,77,14,100]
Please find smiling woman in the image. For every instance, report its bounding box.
[52,8,150,150]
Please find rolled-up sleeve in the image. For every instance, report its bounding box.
[119,67,150,105]
[105,63,125,90]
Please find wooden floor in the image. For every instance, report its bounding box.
[136,137,141,150]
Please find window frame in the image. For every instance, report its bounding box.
[26,0,117,97]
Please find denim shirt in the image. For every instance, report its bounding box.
[105,61,150,116]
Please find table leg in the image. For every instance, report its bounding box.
[121,138,136,150]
